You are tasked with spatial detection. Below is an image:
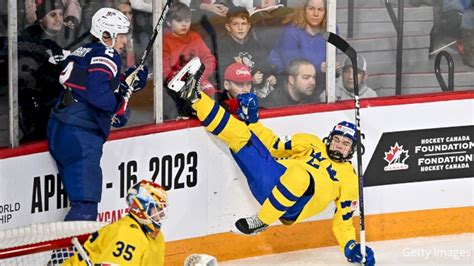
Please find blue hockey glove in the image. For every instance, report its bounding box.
[344,240,375,266]
[111,107,131,128]
[237,93,259,124]
[123,65,149,93]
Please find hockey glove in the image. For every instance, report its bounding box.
[111,108,131,128]
[123,65,149,93]
[237,93,259,124]
[344,240,375,266]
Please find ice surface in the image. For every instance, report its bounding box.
[221,233,473,265]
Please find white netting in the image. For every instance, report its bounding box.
[0,221,108,266]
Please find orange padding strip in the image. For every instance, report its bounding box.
[165,206,474,265]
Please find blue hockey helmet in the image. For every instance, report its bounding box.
[127,180,168,237]
[324,121,358,162]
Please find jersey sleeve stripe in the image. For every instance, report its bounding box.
[276,182,299,202]
[202,102,220,127]
[89,67,113,79]
[268,193,289,212]
[211,111,230,135]
[90,56,118,76]
[64,82,86,90]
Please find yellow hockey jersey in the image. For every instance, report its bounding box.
[63,215,165,265]
[249,121,359,250]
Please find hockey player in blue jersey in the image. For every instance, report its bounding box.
[47,7,148,221]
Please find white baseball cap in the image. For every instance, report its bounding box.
[343,55,367,72]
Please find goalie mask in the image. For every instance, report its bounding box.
[90,8,130,47]
[126,180,168,235]
[324,121,358,162]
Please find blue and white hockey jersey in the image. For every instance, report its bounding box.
[51,42,127,138]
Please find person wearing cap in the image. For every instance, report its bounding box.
[24,0,81,30]
[17,0,70,141]
[260,58,319,108]
[320,55,377,102]
[218,62,255,113]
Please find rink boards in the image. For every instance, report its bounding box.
[0,93,473,263]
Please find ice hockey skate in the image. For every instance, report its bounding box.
[234,215,268,235]
[167,57,205,103]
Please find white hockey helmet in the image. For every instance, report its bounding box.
[90,7,130,47]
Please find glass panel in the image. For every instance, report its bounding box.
[0,1,8,147]
[335,0,474,99]
[161,0,321,118]
[14,0,155,144]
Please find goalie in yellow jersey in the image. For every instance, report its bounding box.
[167,57,375,265]
[63,180,168,265]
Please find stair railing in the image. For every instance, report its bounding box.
[347,0,354,38]
[385,0,405,95]
[434,51,455,91]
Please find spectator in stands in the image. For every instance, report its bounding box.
[24,0,81,29]
[129,0,153,13]
[163,2,217,119]
[260,59,318,108]
[18,0,70,141]
[163,2,216,91]
[117,0,137,70]
[216,7,276,96]
[189,0,231,18]
[429,0,474,67]
[267,0,339,74]
[217,62,254,113]
[319,55,377,102]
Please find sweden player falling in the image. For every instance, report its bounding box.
[167,57,375,265]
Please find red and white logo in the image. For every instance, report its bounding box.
[383,142,409,171]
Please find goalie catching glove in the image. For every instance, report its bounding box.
[237,93,259,124]
[344,240,375,266]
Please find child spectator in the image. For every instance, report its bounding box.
[163,2,216,90]
[163,2,217,119]
[217,62,254,113]
[216,7,276,95]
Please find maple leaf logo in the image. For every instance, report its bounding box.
[384,143,401,163]
[383,142,410,171]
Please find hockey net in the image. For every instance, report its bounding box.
[0,221,108,266]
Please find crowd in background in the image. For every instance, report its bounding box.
[1,0,471,143]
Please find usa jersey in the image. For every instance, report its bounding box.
[53,42,124,138]
[63,215,165,265]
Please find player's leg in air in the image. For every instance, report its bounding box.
[167,58,313,235]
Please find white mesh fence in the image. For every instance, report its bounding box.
[0,221,108,266]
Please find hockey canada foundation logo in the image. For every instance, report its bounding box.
[383,142,409,171]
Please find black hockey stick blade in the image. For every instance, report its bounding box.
[321,31,351,53]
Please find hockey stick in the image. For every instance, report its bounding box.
[123,0,173,104]
[71,237,92,266]
[321,31,367,263]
